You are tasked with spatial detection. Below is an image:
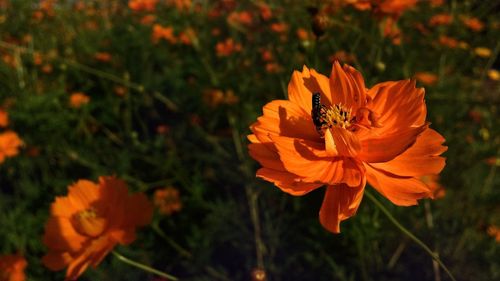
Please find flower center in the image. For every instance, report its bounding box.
[73,208,107,237]
[312,93,354,136]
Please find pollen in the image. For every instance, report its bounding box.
[73,208,107,237]
[323,104,353,129]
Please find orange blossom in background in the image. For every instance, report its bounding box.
[42,176,153,280]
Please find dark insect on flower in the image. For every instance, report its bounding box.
[311,92,326,136]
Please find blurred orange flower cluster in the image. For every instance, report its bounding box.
[216,38,242,56]
[128,0,158,12]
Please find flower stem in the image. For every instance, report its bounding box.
[111,251,178,281]
[365,190,457,281]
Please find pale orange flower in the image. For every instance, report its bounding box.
[203,89,239,107]
[0,254,27,281]
[474,47,492,58]
[216,38,242,57]
[461,16,484,32]
[69,92,90,108]
[227,11,253,27]
[42,176,153,280]
[128,0,158,12]
[487,69,500,81]
[414,72,438,86]
[296,28,311,41]
[270,22,288,33]
[349,0,417,18]
[0,131,22,164]
[151,24,176,44]
[487,226,500,242]
[248,62,447,233]
[438,35,458,48]
[0,109,8,127]
[429,13,453,26]
[154,187,182,215]
[94,52,112,63]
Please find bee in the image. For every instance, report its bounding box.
[311,93,326,135]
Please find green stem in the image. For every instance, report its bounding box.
[365,191,457,281]
[152,222,192,259]
[111,251,178,281]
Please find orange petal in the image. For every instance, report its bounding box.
[329,61,367,111]
[288,66,332,113]
[67,180,100,211]
[329,127,361,157]
[248,142,285,171]
[42,252,73,271]
[255,99,319,141]
[65,236,111,280]
[124,193,153,227]
[51,197,79,218]
[324,128,339,156]
[257,168,322,195]
[43,217,88,252]
[365,164,433,206]
[98,176,129,228]
[369,128,447,177]
[358,124,427,163]
[367,80,426,131]
[270,135,345,185]
[319,184,365,233]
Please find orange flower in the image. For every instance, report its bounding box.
[429,13,453,26]
[42,176,153,280]
[128,0,158,12]
[215,38,242,57]
[270,22,288,33]
[227,11,253,27]
[487,69,500,81]
[438,35,458,48]
[414,72,438,86]
[0,254,27,281]
[94,52,112,63]
[487,226,500,242]
[0,131,22,164]
[69,92,90,108]
[151,24,176,44]
[474,47,492,58]
[248,62,447,233]
[349,0,417,18]
[296,28,311,41]
[461,16,484,32]
[0,109,8,127]
[154,187,182,215]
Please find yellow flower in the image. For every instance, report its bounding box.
[487,69,500,81]
[474,47,492,58]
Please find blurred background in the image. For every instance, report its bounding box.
[0,0,499,280]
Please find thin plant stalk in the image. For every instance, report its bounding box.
[365,190,457,281]
[111,251,178,281]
